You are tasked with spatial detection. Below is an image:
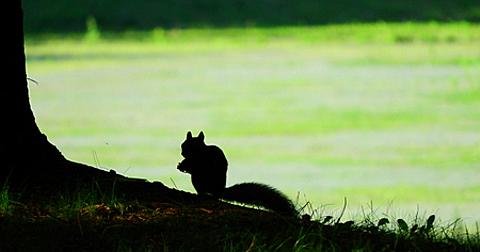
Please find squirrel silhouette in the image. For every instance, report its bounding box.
[177,131,298,217]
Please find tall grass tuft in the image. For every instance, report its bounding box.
[0,184,9,214]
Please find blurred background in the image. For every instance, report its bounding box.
[24,0,479,228]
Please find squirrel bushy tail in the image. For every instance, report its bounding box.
[221,182,298,217]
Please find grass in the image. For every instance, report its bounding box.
[0,185,10,215]
[24,22,480,231]
[0,187,478,251]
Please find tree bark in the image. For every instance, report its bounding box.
[0,0,66,187]
[0,1,200,205]
[0,1,134,190]
[0,0,167,197]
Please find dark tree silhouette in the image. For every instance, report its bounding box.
[0,1,120,196]
[1,0,66,186]
[0,1,199,205]
[0,1,114,187]
[1,1,122,191]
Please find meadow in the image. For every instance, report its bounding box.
[26,22,480,229]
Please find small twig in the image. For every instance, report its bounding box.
[27,77,39,85]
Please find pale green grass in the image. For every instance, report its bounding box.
[26,23,480,227]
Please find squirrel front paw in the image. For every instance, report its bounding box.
[177,162,185,172]
[177,160,190,173]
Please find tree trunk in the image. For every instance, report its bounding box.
[0,1,199,205]
[0,1,132,190]
[1,0,67,187]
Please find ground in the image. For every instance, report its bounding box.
[1,189,477,251]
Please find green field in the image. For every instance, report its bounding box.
[26,23,480,228]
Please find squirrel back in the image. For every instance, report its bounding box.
[177,131,298,217]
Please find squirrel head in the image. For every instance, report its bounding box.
[181,131,206,158]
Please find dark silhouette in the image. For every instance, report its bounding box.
[0,0,209,208]
[1,0,66,187]
[178,131,228,196]
[178,131,299,216]
[0,0,135,188]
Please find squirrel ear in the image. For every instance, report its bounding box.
[198,131,205,141]
[186,131,192,139]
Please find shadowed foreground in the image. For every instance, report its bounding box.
[1,177,478,251]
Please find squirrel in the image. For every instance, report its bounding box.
[177,131,298,217]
